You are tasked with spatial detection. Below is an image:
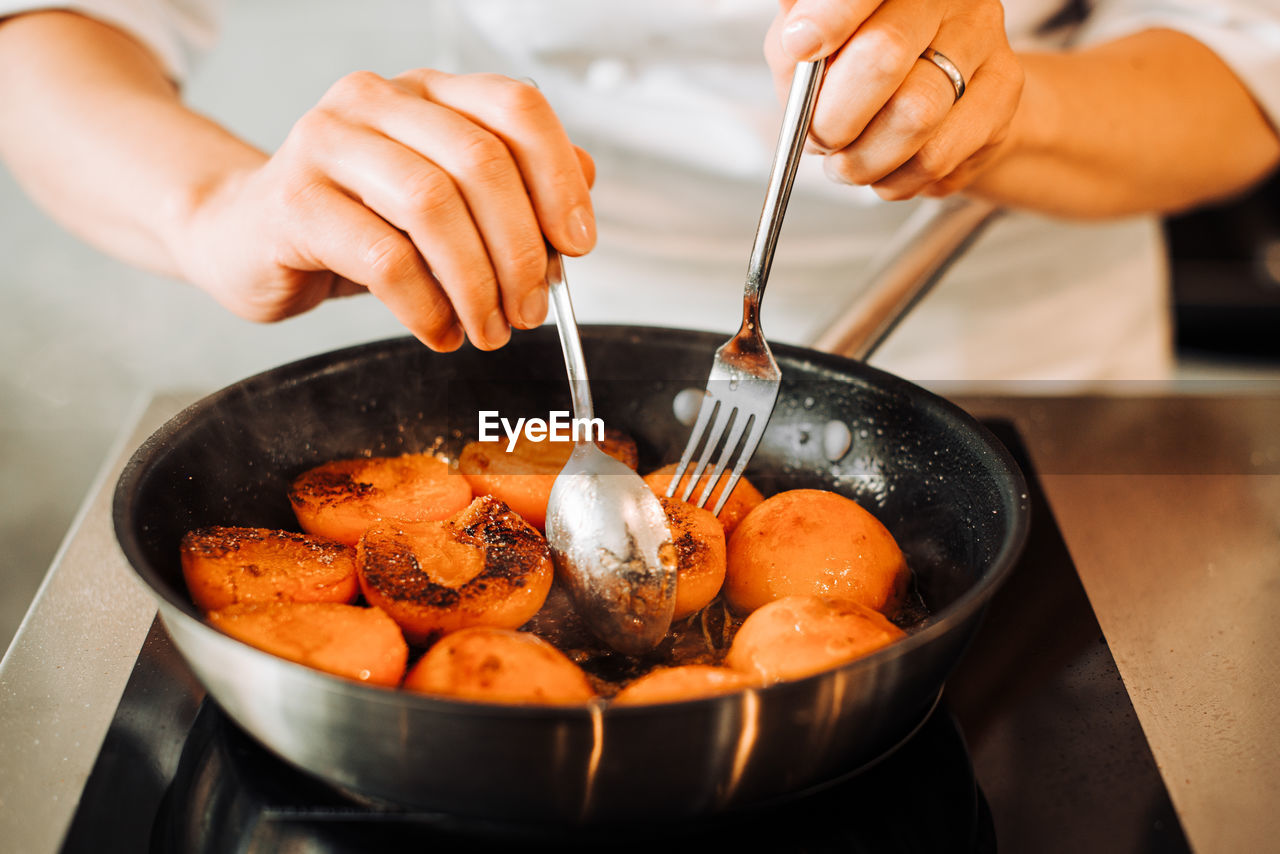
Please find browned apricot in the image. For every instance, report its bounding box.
[357,496,554,645]
[724,595,906,683]
[403,626,595,705]
[659,497,726,621]
[207,602,408,686]
[725,489,909,616]
[289,452,473,546]
[180,526,358,612]
[457,428,638,531]
[643,463,764,536]
[612,665,757,705]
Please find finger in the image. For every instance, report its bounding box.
[806,0,945,152]
[317,72,535,340]
[329,277,368,299]
[575,145,596,189]
[378,93,542,334]
[296,104,512,349]
[278,180,463,351]
[822,32,986,184]
[872,52,1022,199]
[399,70,596,259]
[778,0,880,62]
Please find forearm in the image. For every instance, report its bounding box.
[0,11,264,276]
[971,28,1280,218]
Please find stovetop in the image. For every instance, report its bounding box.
[52,420,1191,853]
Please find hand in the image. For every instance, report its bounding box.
[175,70,595,351]
[765,0,1023,199]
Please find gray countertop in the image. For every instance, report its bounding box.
[1,390,1277,853]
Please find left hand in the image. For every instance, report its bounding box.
[765,0,1024,199]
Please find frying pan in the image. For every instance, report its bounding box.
[113,323,1029,823]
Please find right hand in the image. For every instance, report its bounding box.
[174,70,595,351]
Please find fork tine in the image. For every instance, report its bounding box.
[711,412,769,517]
[666,394,717,500]
[680,400,734,504]
[695,408,749,508]
[668,61,820,517]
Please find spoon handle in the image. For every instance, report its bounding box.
[545,247,595,424]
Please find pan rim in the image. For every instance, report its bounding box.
[114,326,1030,717]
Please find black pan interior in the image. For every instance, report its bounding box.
[114,326,1028,635]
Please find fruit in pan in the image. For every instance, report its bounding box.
[180,526,358,612]
[404,626,596,705]
[207,601,409,687]
[659,496,727,621]
[193,457,917,701]
[457,428,639,531]
[642,463,764,536]
[612,665,757,705]
[725,595,906,683]
[357,495,554,645]
[289,452,473,546]
[725,489,909,615]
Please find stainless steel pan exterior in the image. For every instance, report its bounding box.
[113,327,1029,821]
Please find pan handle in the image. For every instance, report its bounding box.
[811,196,1000,360]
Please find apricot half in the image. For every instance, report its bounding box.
[612,665,757,705]
[725,489,909,615]
[207,602,408,687]
[725,595,906,682]
[660,497,726,620]
[457,428,638,530]
[357,496,553,645]
[404,626,595,705]
[643,463,763,536]
[180,526,358,612]
[289,452,473,546]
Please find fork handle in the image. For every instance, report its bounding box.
[742,58,825,331]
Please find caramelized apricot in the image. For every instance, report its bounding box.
[289,452,473,546]
[612,665,757,705]
[404,626,595,705]
[207,602,408,686]
[457,428,638,530]
[357,496,554,645]
[659,497,726,621]
[643,463,764,536]
[180,526,358,612]
[725,595,906,682]
[725,489,909,615]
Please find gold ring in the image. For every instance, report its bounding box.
[920,47,966,101]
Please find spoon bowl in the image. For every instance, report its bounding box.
[546,443,677,654]
[541,249,677,653]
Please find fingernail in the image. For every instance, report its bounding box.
[566,205,595,254]
[520,286,548,328]
[484,309,511,348]
[781,18,823,61]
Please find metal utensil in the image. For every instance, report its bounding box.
[668,59,824,515]
[113,328,1030,821]
[542,248,677,654]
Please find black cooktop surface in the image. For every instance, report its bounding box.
[60,422,1190,853]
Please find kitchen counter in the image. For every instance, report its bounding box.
[1,390,1277,853]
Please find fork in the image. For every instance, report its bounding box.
[668,59,825,515]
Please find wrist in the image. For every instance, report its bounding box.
[968,53,1060,192]
[160,147,266,287]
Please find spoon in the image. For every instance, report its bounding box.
[542,248,678,655]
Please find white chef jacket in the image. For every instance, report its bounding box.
[3,0,1280,383]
